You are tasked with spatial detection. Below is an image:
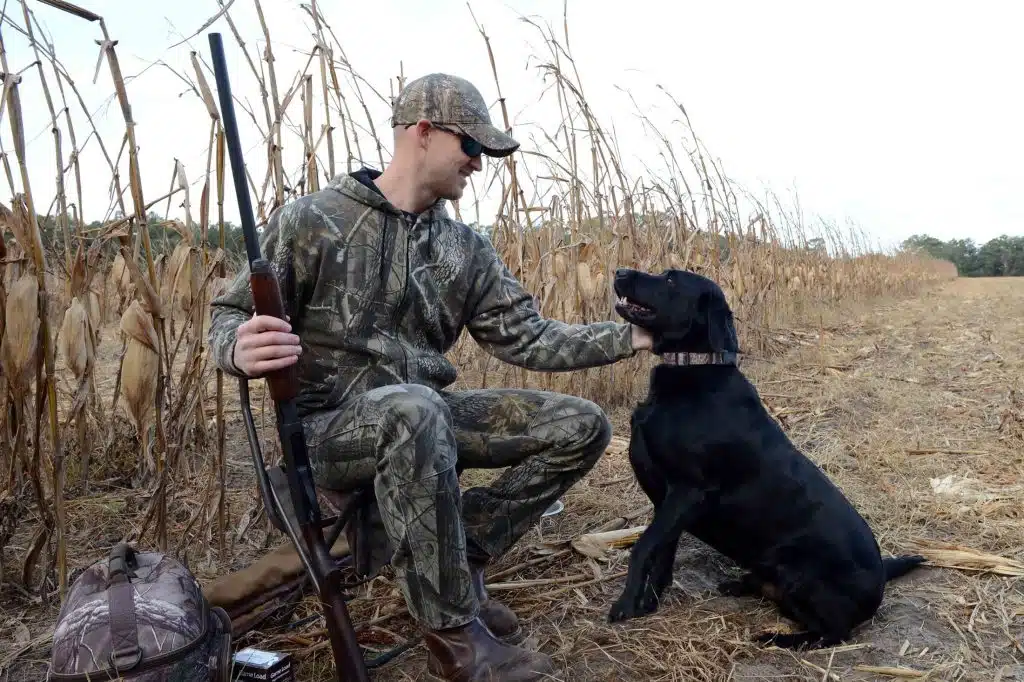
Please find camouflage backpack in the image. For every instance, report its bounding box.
[48,543,232,681]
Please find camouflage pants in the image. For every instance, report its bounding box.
[301,384,612,630]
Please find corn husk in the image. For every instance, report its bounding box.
[571,525,647,560]
[119,300,160,433]
[576,262,596,300]
[58,297,91,379]
[120,298,159,352]
[109,252,130,295]
[0,273,40,391]
[160,241,188,309]
[86,291,101,338]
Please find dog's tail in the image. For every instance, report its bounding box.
[883,554,926,582]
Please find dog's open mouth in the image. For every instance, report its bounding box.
[616,296,653,316]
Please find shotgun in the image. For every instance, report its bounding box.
[207,31,371,682]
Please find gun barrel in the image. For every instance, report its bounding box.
[208,32,261,266]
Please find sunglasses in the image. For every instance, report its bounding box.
[413,122,483,158]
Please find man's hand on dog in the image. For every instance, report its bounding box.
[631,324,654,352]
[232,314,651,377]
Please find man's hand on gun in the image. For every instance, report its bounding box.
[233,314,302,377]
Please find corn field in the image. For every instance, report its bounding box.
[0,0,956,605]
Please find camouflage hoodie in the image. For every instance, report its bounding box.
[208,169,636,416]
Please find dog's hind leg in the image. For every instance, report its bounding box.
[609,485,703,623]
[752,586,849,650]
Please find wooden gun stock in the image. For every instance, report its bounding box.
[247,260,299,402]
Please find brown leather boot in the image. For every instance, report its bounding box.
[423,617,554,682]
[471,564,523,644]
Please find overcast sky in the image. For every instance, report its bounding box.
[5,0,1022,252]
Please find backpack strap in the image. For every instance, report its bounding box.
[106,543,143,671]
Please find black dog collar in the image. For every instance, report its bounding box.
[660,352,737,366]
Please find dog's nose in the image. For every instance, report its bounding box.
[615,268,628,278]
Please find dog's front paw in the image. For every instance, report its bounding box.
[608,584,661,623]
[607,597,634,623]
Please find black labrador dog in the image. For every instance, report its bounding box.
[608,267,924,649]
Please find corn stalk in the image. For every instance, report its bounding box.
[0,27,66,599]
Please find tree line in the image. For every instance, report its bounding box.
[3,211,250,271]
[900,234,1024,277]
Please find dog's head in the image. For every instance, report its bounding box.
[613,267,740,355]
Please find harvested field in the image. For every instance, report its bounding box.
[3,277,1021,681]
[364,276,1024,681]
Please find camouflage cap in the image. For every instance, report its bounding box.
[392,73,519,158]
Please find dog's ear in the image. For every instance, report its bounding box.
[703,293,740,353]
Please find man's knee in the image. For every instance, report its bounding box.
[372,384,457,477]
[548,394,613,464]
[374,383,450,427]
[576,397,613,461]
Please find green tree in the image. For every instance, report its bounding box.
[901,234,1024,277]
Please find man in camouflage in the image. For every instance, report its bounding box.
[209,72,653,681]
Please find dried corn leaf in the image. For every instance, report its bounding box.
[853,665,927,678]
[2,198,32,255]
[117,248,163,317]
[908,539,1024,577]
[604,436,629,458]
[69,245,88,298]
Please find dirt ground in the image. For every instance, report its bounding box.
[2,276,1022,681]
